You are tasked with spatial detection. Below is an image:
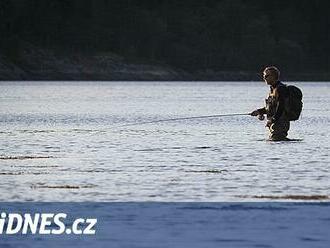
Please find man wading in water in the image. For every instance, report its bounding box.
[251,66,291,141]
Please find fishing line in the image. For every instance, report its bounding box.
[120,113,251,127]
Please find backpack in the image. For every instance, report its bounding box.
[285,85,303,121]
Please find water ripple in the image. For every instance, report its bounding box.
[0,155,54,160]
[238,195,330,200]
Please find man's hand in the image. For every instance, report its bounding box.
[251,110,265,121]
[250,110,259,116]
[258,114,265,121]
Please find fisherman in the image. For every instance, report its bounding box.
[250,66,290,141]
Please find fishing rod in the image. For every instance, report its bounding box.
[121,113,251,127]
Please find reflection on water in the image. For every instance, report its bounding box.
[0,81,330,201]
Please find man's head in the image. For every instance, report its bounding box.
[263,66,280,86]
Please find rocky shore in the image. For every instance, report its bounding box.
[0,45,185,81]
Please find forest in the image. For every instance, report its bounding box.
[0,0,329,77]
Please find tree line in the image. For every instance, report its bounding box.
[1,0,329,74]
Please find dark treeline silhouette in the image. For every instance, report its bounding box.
[0,0,329,75]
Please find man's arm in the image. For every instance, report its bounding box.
[257,107,267,115]
[272,85,289,122]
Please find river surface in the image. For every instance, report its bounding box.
[0,81,329,201]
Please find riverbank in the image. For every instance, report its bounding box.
[1,45,329,81]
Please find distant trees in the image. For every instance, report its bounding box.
[0,0,329,73]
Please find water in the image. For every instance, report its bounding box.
[1,81,329,201]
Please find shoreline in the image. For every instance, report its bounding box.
[1,46,330,82]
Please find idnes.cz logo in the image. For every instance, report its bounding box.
[0,212,97,235]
